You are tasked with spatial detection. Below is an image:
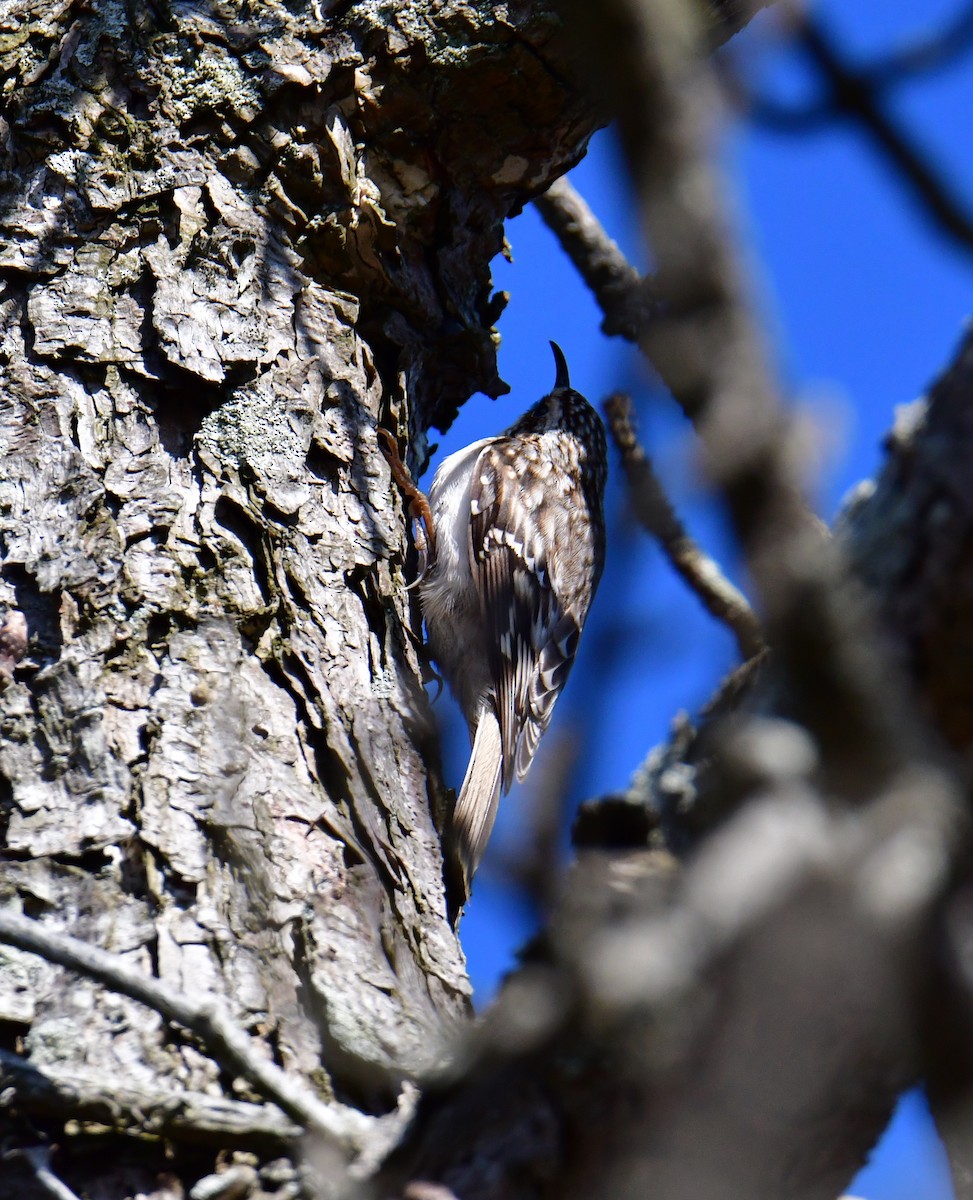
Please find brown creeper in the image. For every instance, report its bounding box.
[420,343,607,895]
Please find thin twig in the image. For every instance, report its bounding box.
[802,15,973,257]
[741,92,835,133]
[740,12,973,259]
[534,175,764,673]
[604,391,765,661]
[0,909,367,1154]
[861,2,973,86]
[593,0,917,798]
[697,649,768,720]
[3,1146,81,1200]
[534,177,657,340]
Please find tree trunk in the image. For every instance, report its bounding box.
[0,1,603,1194]
[2,2,969,1200]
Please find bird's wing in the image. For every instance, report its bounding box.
[468,438,585,789]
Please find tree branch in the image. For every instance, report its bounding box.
[1,1146,81,1200]
[534,177,657,341]
[740,13,973,259]
[0,910,369,1156]
[586,0,925,804]
[861,2,973,86]
[603,391,765,661]
[800,15,973,257]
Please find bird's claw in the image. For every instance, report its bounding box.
[377,426,437,586]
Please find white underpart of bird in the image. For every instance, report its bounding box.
[420,343,607,897]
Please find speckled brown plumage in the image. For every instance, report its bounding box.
[420,344,607,897]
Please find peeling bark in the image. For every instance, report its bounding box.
[2,2,965,1200]
[0,1,603,1194]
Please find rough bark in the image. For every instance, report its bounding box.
[1,2,970,1200]
[0,1,602,1195]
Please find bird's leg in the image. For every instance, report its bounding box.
[377,428,437,586]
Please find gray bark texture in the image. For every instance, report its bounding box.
[0,1,970,1200]
[0,0,601,1194]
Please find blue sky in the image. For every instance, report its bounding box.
[423,3,972,1196]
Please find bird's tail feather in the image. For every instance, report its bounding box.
[447,706,503,900]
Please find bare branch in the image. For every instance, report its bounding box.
[534,177,656,340]
[604,391,765,661]
[586,0,921,801]
[739,13,973,258]
[384,718,963,1199]
[802,15,973,257]
[863,2,973,84]
[574,755,958,1021]
[566,751,962,1200]
[0,910,369,1156]
[1,1146,81,1200]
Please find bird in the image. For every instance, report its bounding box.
[419,343,607,897]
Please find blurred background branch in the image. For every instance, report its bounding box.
[397,0,973,1195]
[603,390,766,662]
[734,9,973,258]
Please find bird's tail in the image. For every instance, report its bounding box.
[446,705,504,901]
